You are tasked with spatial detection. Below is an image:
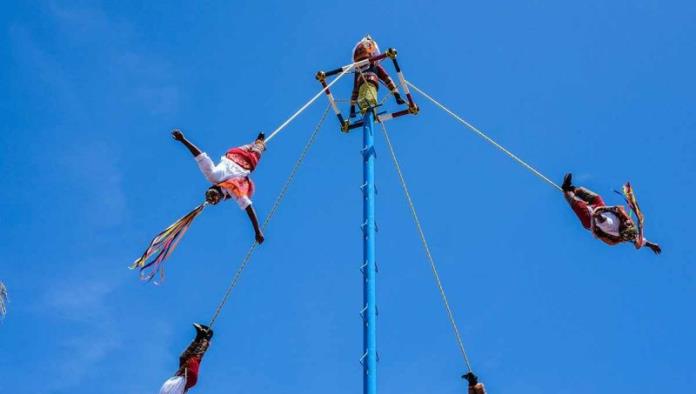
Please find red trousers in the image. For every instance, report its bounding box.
[178,356,202,390]
[569,195,605,230]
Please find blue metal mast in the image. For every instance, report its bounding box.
[361,110,377,394]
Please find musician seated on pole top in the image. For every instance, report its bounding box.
[350,35,406,117]
[172,129,265,244]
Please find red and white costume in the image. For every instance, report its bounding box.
[567,188,637,246]
[159,334,209,393]
[195,141,265,209]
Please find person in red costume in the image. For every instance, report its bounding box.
[562,173,661,254]
[159,323,213,394]
[349,35,405,117]
[172,129,265,244]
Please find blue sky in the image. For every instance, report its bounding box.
[1,1,695,393]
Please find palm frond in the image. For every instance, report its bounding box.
[0,282,8,319]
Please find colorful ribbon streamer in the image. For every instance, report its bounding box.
[130,203,207,283]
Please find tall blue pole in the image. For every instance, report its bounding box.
[361,110,377,394]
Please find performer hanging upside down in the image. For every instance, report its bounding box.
[562,173,661,254]
[462,372,487,394]
[172,129,265,244]
[350,35,405,117]
[159,323,213,394]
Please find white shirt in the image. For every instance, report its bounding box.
[595,211,621,236]
[195,153,252,209]
[159,376,186,394]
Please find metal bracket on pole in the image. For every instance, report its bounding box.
[361,146,377,159]
[360,305,368,320]
[361,183,378,197]
[359,351,368,366]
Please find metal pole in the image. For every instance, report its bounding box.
[361,110,377,394]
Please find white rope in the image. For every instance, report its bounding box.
[377,119,474,372]
[265,65,355,143]
[209,105,331,327]
[406,80,562,192]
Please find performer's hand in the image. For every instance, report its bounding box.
[394,92,406,105]
[255,231,265,245]
[646,241,662,255]
[172,129,185,141]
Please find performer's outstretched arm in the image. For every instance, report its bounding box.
[245,205,265,244]
[172,129,203,157]
[172,129,227,184]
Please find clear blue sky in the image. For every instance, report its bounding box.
[1,1,694,393]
